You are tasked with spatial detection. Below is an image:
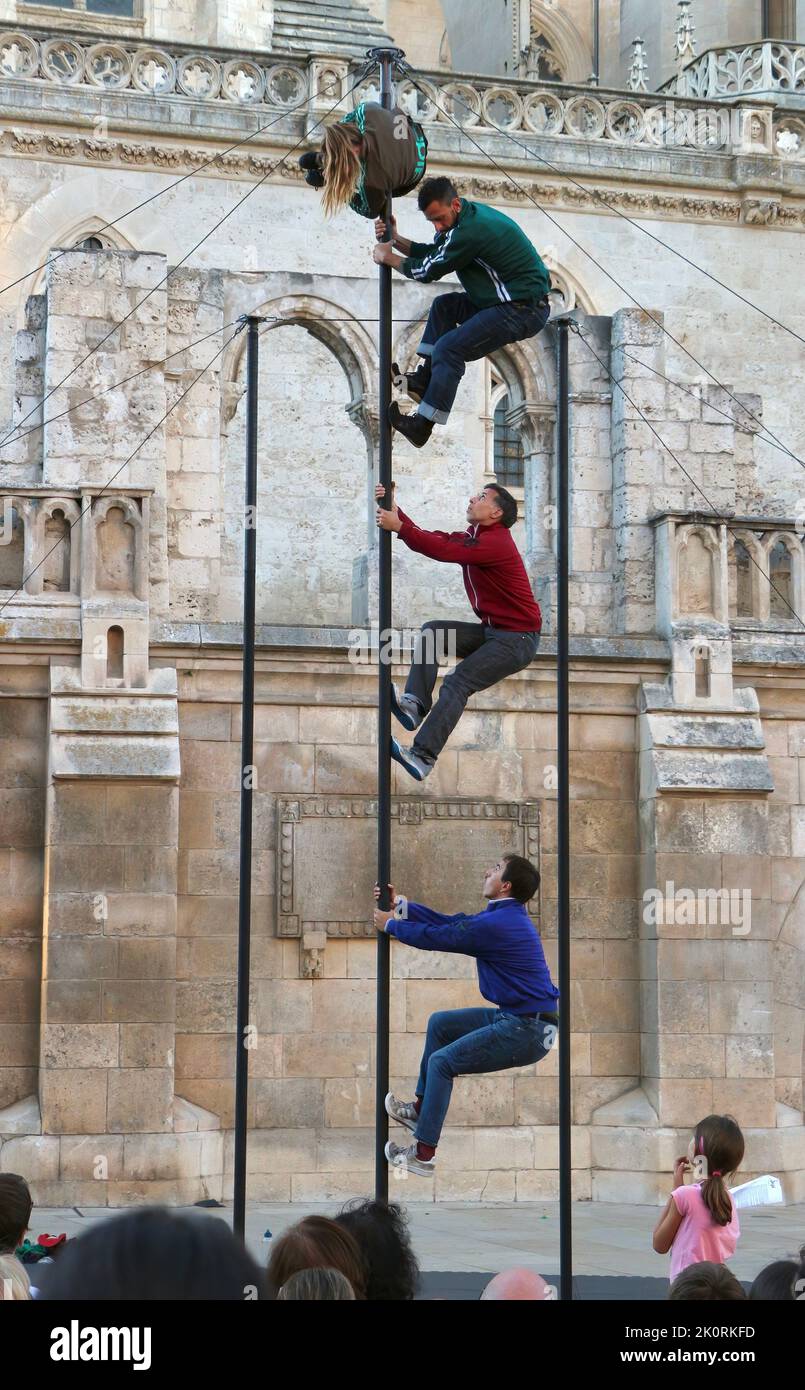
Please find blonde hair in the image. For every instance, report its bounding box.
[0,1254,31,1301]
[321,123,362,218]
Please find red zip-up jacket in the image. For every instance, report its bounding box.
[396,506,541,633]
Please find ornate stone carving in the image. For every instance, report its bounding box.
[396,77,438,124]
[742,198,781,225]
[522,32,564,82]
[482,87,525,132]
[666,40,805,100]
[222,59,265,104]
[265,64,305,107]
[0,24,803,173]
[177,54,221,100]
[0,33,38,78]
[85,43,131,90]
[131,49,175,96]
[41,38,84,85]
[605,100,647,144]
[628,38,650,94]
[438,82,482,127]
[9,129,43,154]
[564,95,607,140]
[276,796,541,938]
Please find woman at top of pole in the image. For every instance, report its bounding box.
[299,101,428,219]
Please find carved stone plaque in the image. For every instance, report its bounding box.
[277,796,540,938]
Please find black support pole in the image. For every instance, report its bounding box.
[556,318,573,1300]
[233,315,261,1239]
[372,46,404,1204]
[591,0,600,84]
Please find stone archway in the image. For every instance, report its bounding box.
[514,1,594,83]
[219,290,379,627]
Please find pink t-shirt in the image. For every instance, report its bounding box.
[669,1182,740,1282]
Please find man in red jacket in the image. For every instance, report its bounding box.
[375,481,540,780]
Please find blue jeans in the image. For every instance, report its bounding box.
[417,292,550,423]
[415,1007,554,1148]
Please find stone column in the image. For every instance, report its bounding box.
[40,667,181,1156]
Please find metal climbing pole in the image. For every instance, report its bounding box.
[233,314,263,1239]
[372,45,405,1203]
[556,316,573,1298]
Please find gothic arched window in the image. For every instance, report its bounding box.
[493,394,525,489]
[769,539,793,619]
[524,33,564,81]
[733,539,754,618]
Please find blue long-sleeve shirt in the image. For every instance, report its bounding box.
[387,897,559,1016]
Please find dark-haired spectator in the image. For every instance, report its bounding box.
[267,1215,366,1300]
[277,1267,356,1301]
[335,1200,419,1301]
[750,1246,805,1300]
[0,1173,33,1300]
[669,1262,746,1300]
[41,1208,264,1300]
[0,1172,33,1256]
[481,1268,554,1300]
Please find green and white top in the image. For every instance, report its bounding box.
[401,198,551,308]
[340,101,428,219]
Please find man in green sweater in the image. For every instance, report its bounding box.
[373,175,551,448]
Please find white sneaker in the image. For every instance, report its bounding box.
[385,1091,418,1134]
[385,1140,436,1178]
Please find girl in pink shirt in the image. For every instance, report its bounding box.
[653,1114,745,1282]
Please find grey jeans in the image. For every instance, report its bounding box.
[405,620,540,763]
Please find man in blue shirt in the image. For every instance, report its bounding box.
[373,852,559,1178]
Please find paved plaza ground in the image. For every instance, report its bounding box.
[29,1199,805,1298]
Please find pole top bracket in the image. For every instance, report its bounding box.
[364,45,408,71]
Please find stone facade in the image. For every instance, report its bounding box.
[0,2,803,1205]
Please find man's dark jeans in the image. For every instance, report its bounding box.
[415,1007,554,1147]
[417,292,550,424]
[406,620,539,763]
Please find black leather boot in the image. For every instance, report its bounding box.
[391,358,432,404]
[389,402,434,449]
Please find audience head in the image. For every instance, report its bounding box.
[689,1115,745,1226]
[276,1267,356,1300]
[669,1262,746,1301]
[267,1215,366,1300]
[335,1199,419,1301]
[0,1252,31,1301]
[750,1246,805,1300]
[41,1208,263,1300]
[481,1268,554,1300]
[0,1173,32,1254]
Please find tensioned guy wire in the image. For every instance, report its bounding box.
[0,73,366,455]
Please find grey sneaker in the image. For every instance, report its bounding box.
[390,736,433,782]
[385,1091,419,1134]
[391,686,423,732]
[385,1140,436,1178]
